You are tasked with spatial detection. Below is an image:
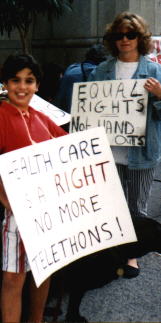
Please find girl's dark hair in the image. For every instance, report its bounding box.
[1,53,42,83]
[103,11,152,57]
[85,44,107,64]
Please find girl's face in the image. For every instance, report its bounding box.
[115,26,139,60]
[4,68,39,110]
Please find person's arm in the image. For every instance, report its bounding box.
[0,177,11,211]
[144,77,161,120]
[47,118,68,137]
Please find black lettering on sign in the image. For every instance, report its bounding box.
[115,135,145,146]
[122,99,133,114]
[116,217,123,236]
[106,120,113,134]
[79,140,90,158]
[91,137,102,155]
[59,195,101,223]
[20,157,28,176]
[54,161,109,196]
[115,135,127,145]
[92,101,105,113]
[78,231,87,249]
[51,244,60,263]
[101,222,113,240]
[78,84,87,100]
[59,137,101,164]
[112,100,119,113]
[69,235,79,254]
[90,83,99,98]
[137,135,145,146]
[37,187,46,203]
[115,82,126,98]
[35,212,52,234]
[24,193,32,208]
[78,99,86,112]
[127,135,145,146]
[31,221,114,274]
[71,116,91,132]
[8,159,21,179]
[38,251,48,269]
[88,226,101,246]
[103,82,112,97]
[95,161,109,181]
[131,80,143,97]
[82,165,95,186]
[58,238,68,257]
[136,98,145,112]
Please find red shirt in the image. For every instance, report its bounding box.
[0,100,67,154]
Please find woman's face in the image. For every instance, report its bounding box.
[115,26,139,60]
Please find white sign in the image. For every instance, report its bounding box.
[70,79,148,146]
[30,94,71,126]
[0,128,137,287]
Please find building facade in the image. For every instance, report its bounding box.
[0,0,161,67]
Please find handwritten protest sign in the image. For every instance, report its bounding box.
[0,91,70,125]
[70,79,148,146]
[30,94,71,126]
[0,128,137,287]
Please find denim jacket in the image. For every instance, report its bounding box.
[88,55,161,169]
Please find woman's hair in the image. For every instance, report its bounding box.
[1,53,42,83]
[103,11,152,57]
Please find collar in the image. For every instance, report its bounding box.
[1,100,33,115]
[103,55,149,79]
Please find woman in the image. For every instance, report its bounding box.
[88,12,161,278]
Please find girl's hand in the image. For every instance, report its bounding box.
[0,177,12,212]
[144,77,161,99]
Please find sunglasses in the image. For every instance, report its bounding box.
[111,31,139,41]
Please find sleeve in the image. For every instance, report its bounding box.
[87,68,97,81]
[151,63,161,120]
[153,100,161,120]
[46,117,68,138]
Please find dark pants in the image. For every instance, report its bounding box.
[116,164,155,217]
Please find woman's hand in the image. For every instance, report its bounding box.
[144,77,161,99]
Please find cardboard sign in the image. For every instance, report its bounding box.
[0,128,137,287]
[70,79,148,146]
[30,94,71,126]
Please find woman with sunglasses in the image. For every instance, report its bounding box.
[88,11,161,278]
